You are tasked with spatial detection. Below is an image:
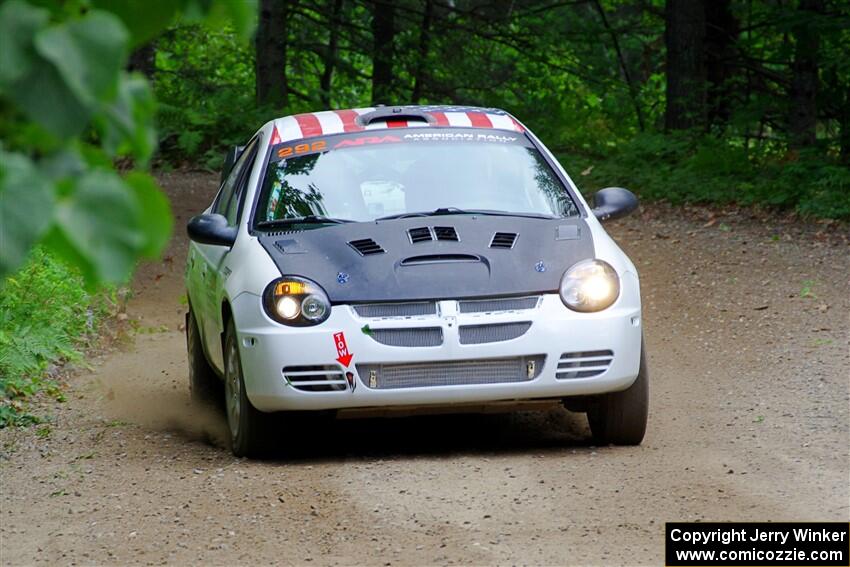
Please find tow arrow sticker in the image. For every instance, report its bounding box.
[334,332,353,367]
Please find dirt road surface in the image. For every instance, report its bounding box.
[2,172,848,566]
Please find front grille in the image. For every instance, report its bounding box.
[283,365,347,391]
[353,301,437,318]
[458,296,540,313]
[368,327,443,347]
[555,350,613,379]
[459,322,531,345]
[357,355,545,390]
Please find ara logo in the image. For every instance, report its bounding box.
[333,135,402,149]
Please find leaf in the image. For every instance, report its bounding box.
[0,150,55,279]
[0,0,49,86]
[124,171,173,258]
[33,11,129,108]
[91,0,180,47]
[183,0,258,39]
[2,46,91,138]
[46,171,144,284]
[98,73,157,164]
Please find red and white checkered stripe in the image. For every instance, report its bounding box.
[270,108,524,145]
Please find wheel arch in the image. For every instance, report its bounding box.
[220,298,234,354]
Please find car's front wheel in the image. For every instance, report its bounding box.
[586,336,649,445]
[223,319,271,457]
[186,307,220,405]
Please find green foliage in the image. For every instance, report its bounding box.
[154,24,297,167]
[0,248,107,427]
[563,133,850,219]
[0,0,256,285]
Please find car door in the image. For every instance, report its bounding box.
[195,137,260,371]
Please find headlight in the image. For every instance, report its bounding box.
[263,277,331,326]
[559,259,620,312]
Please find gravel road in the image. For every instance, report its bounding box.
[2,172,848,566]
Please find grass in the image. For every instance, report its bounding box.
[0,248,112,427]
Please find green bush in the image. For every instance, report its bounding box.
[562,134,850,220]
[0,248,109,427]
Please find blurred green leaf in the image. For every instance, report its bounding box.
[91,0,179,47]
[0,150,55,278]
[181,0,257,39]
[125,171,173,258]
[34,11,128,108]
[0,0,48,86]
[3,42,90,138]
[99,73,157,164]
[46,171,143,284]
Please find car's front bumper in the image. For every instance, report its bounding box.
[231,279,642,413]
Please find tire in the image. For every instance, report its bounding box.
[586,336,649,445]
[223,319,271,457]
[186,308,220,405]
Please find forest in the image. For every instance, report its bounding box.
[0,0,849,424]
[148,0,850,219]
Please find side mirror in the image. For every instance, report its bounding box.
[220,145,245,185]
[187,214,237,247]
[592,187,639,222]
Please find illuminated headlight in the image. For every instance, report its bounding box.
[559,259,620,312]
[263,277,331,326]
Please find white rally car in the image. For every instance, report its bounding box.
[185,105,647,457]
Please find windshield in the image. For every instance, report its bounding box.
[255,128,578,225]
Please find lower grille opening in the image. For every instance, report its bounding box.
[357,355,545,390]
[555,350,613,379]
[283,365,347,392]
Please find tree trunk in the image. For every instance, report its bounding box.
[788,0,823,149]
[371,1,395,105]
[665,0,707,131]
[128,43,156,80]
[411,0,434,104]
[320,0,344,107]
[256,0,290,107]
[704,0,737,130]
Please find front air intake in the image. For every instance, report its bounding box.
[489,232,518,249]
[348,238,385,256]
[555,350,614,380]
[283,365,348,391]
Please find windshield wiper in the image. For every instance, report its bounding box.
[256,215,354,229]
[376,207,558,221]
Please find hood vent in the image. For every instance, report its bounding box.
[434,226,459,241]
[408,227,433,244]
[348,238,385,256]
[401,254,479,266]
[407,226,459,243]
[490,232,518,249]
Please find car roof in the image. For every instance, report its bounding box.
[269,104,526,145]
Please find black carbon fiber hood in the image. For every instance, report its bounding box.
[256,215,594,303]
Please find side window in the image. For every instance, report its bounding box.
[212,138,259,224]
[224,146,258,225]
